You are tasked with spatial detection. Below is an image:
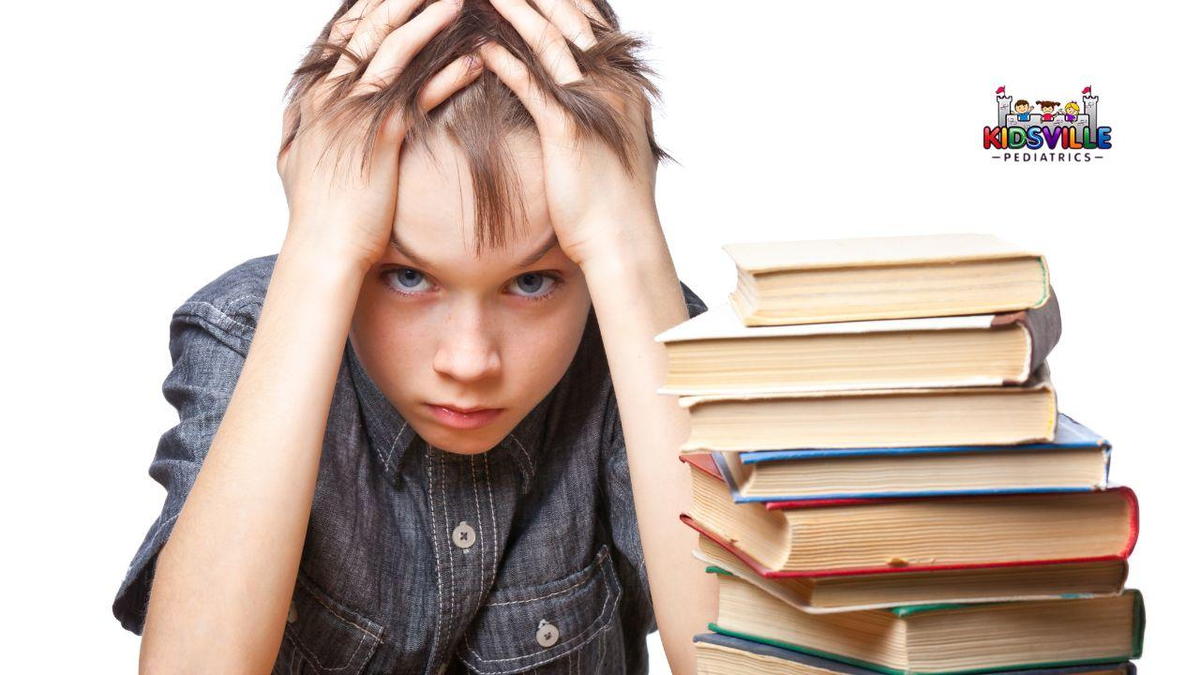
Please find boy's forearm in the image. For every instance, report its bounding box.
[141,232,366,672]
[580,218,718,675]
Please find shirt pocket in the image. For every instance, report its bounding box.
[455,543,624,674]
[274,569,385,675]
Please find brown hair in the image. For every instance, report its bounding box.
[1014,99,1030,107]
[1035,100,1060,108]
[278,0,668,255]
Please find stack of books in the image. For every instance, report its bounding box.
[655,234,1144,675]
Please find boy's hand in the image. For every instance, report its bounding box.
[478,0,661,269]
[277,0,482,272]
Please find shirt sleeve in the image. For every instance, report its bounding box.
[599,281,708,643]
[111,299,256,635]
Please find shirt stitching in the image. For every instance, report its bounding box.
[440,450,455,667]
[462,563,617,668]
[426,445,445,673]
[469,454,485,607]
[483,453,499,582]
[508,434,534,487]
[380,421,408,476]
[482,546,611,607]
[175,300,256,335]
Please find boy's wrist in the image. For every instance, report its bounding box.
[280,228,374,285]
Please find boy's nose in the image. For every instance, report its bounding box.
[432,307,501,383]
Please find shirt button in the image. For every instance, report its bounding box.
[452,521,477,550]
[536,619,560,647]
[287,601,298,624]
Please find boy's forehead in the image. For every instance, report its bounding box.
[392,131,553,269]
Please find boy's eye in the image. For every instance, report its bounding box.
[510,272,559,299]
[382,267,562,302]
[385,267,432,293]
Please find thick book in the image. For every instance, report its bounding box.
[712,413,1109,501]
[724,233,1051,326]
[703,569,1143,675]
[680,453,1139,576]
[679,365,1057,452]
[690,530,1129,613]
[656,291,1060,395]
[694,632,1137,675]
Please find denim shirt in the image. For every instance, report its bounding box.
[111,254,708,674]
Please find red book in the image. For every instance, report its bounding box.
[680,453,1139,577]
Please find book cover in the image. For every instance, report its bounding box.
[655,288,1060,394]
[712,412,1110,502]
[693,632,1137,675]
[702,571,1145,675]
[678,457,1141,577]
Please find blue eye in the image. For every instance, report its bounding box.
[381,267,562,302]
[384,267,432,294]
[509,272,563,301]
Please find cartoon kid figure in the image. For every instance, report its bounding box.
[1013,100,1032,122]
[1063,101,1080,122]
[1035,100,1060,121]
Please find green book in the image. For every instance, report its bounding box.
[705,566,1143,675]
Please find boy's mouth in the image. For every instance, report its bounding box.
[425,403,504,430]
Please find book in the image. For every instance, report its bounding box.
[693,632,1137,675]
[712,413,1109,501]
[679,365,1057,452]
[691,529,1128,613]
[704,569,1143,675]
[724,233,1051,326]
[656,291,1060,395]
[680,453,1139,575]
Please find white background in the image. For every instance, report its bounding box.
[5,0,1196,671]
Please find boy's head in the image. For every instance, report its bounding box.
[1014,100,1031,113]
[281,0,659,455]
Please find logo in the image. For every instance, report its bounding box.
[985,85,1111,163]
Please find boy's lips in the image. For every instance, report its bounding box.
[424,403,504,430]
[430,402,496,414]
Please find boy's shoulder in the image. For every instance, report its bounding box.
[173,254,278,348]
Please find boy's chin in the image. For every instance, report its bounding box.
[418,424,513,457]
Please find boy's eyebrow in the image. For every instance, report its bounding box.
[388,230,561,271]
[513,230,561,269]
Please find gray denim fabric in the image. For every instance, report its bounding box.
[111,254,708,674]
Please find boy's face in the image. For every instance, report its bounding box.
[1015,102,1030,113]
[350,131,593,456]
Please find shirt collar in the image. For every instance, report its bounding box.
[345,337,562,493]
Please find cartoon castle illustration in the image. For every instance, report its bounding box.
[996,87,1099,137]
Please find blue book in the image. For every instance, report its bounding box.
[693,631,1137,675]
[713,413,1111,502]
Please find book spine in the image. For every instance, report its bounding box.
[994,285,1062,384]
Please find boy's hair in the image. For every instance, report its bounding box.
[1014,99,1030,107]
[279,0,667,255]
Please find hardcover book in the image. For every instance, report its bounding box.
[711,413,1109,501]
[690,530,1128,612]
[679,365,1057,452]
[723,233,1051,325]
[694,630,1138,675]
[704,568,1143,675]
[656,292,1060,395]
[680,453,1139,576]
